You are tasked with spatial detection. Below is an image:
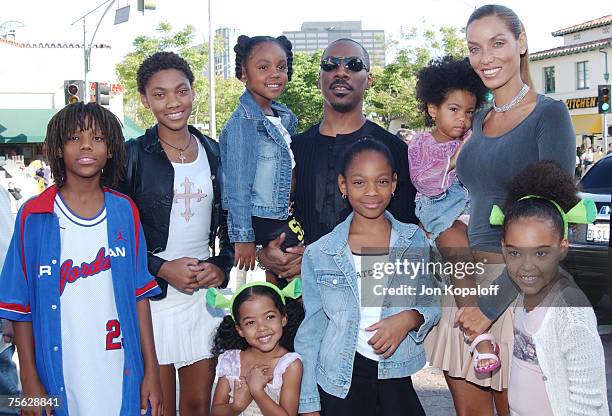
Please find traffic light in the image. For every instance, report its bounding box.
[598,84,611,114]
[137,0,156,11]
[64,80,84,105]
[95,82,111,106]
[90,82,111,106]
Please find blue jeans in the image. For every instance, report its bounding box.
[0,343,20,416]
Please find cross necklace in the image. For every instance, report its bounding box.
[159,134,193,163]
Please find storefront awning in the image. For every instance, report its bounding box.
[571,113,603,135]
[0,109,56,144]
[0,108,144,144]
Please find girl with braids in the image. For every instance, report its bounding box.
[119,51,233,416]
[496,161,608,415]
[208,281,304,416]
[0,102,163,415]
[220,35,304,282]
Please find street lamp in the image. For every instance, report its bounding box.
[0,20,25,40]
[70,0,129,96]
[208,0,216,140]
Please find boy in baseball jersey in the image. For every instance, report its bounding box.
[0,102,163,416]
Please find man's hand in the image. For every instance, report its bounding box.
[234,242,257,271]
[158,257,202,294]
[258,233,304,279]
[140,368,163,416]
[366,310,424,359]
[454,306,492,342]
[194,262,225,289]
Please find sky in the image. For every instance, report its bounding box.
[2,0,611,65]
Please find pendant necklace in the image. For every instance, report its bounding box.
[159,134,193,163]
[492,83,530,113]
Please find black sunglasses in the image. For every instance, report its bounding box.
[320,56,368,73]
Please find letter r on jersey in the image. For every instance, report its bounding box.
[39,265,52,276]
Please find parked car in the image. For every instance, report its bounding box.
[564,154,611,305]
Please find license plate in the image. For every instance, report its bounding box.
[586,223,610,242]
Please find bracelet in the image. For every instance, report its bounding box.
[255,245,268,271]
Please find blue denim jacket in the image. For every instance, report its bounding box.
[219,90,298,242]
[294,211,440,413]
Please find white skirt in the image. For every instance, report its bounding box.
[150,284,225,368]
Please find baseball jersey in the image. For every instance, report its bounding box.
[0,186,161,416]
[55,195,124,415]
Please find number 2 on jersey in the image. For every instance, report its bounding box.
[106,319,123,350]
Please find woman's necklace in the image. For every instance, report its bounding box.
[492,83,530,113]
[159,134,193,163]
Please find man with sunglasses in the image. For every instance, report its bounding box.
[257,38,418,277]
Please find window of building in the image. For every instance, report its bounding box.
[603,26,611,34]
[544,66,555,93]
[576,61,589,90]
[573,33,581,40]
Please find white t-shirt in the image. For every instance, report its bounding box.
[156,139,213,300]
[55,195,124,416]
[351,230,398,362]
[157,139,213,263]
[266,115,295,169]
[353,252,385,361]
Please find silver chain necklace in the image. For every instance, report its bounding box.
[159,134,193,163]
[492,83,530,113]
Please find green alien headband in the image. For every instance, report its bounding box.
[206,279,302,322]
[489,195,597,239]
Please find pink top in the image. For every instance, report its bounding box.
[407,131,470,197]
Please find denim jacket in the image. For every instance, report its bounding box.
[294,211,440,413]
[219,90,298,242]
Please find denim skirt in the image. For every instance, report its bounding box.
[415,178,469,242]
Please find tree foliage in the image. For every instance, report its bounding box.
[116,23,468,136]
[278,51,324,132]
[365,25,468,130]
[116,22,243,136]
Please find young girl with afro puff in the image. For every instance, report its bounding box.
[497,161,608,415]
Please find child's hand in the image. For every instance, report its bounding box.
[247,364,272,393]
[234,242,257,271]
[20,377,52,416]
[367,310,424,359]
[140,368,163,416]
[1,319,14,344]
[194,262,225,289]
[158,257,201,294]
[230,376,253,413]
